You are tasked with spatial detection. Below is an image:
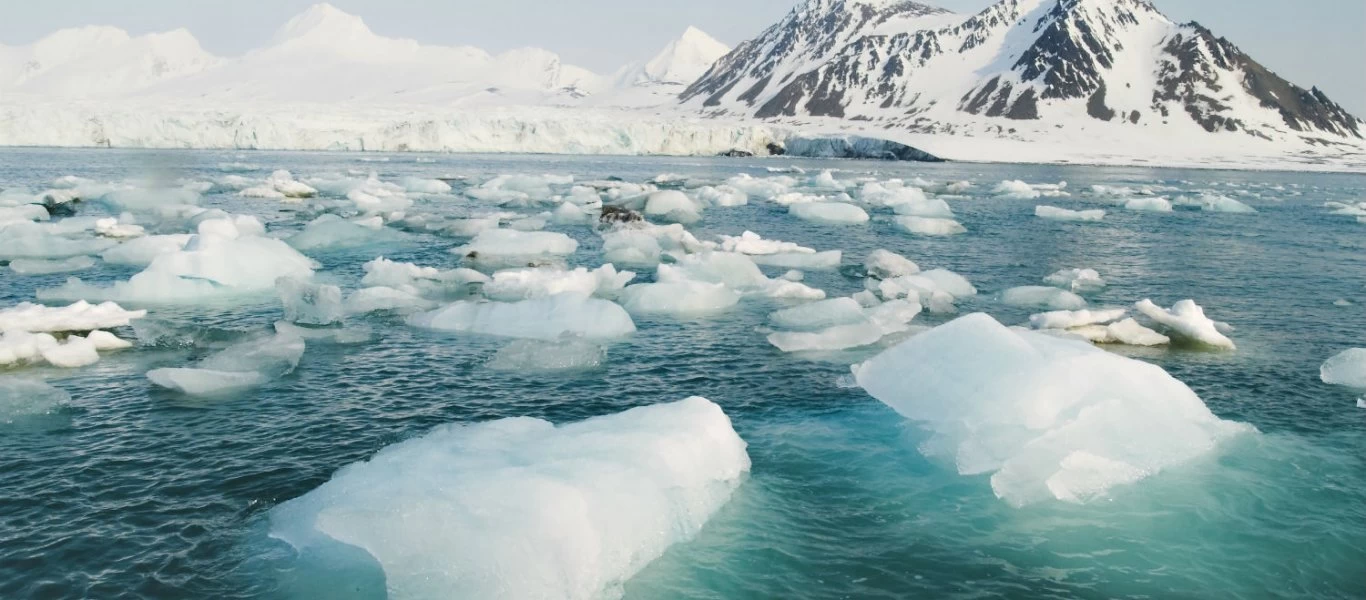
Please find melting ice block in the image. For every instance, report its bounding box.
[0,301,146,333]
[789,202,869,225]
[147,332,306,396]
[0,379,70,424]
[854,313,1253,506]
[268,396,750,600]
[894,216,966,236]
[1135,299,1235,350]
[1001,286,1088,311]
[1035,206,1105,222]
[1321,349,1366,389]
[408,295,636,340]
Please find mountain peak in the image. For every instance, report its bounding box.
[272,3,372,45]
[624,27,731,87]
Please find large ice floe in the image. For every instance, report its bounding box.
[268,397,749,600]
[147,332,306,396]
[38,216,317,304]
[854,313,1254,506]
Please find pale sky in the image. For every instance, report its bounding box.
[3,0,1363,115]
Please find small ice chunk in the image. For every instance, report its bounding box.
[890,198,956,219]
[1035,206,1105,222]
[267,170,318,199]
[768,298,867,331]
[643,191,702,224]
[894,216,966,236]
[1179,193,1257,214]
[865,250,920,279]
[1104,319,1171,346]
[266,397,748,600]
[277,278,345,326]
[719,231,814,255]
[100,234,193,266]
[551,202,590,224]
[485,338,606,372]
[147,332,306,396]
[619,281,740,317]
[1002,287,1088,311]
[749,251,841,270]
[399,177,452,194]
[408,295,636,340]
[39,335,100,368]
[456,229,578,258]
[146,369,269,395]
[94,217,145,239]
[483,265,634,301]
[1029,308,1127,330]
[789,202,869,225]
[345,287,437,315]
[994,180,1041,199]
[1320,349,1366,389]
[1043,268,1106,293]
[288,215,400,251]
[694,185,747,207]
[768,300,921,353]
[85,330,133,350]
[1124,197,1173,212]
[9,256,97,275]
[1135,299,1235,350]
[0,301,146,333]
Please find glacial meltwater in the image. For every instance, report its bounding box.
[1,148,1363,599]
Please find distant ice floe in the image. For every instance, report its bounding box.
[1035,205,1105,222]
[994,180,1068,200]
[1123,197,1174,212]
[8,255,97,275]
[894,216,966,236]
[268,397,749,600]
[854,313,1255,506]
[147,332,305,396]
[1175,193,1257,214]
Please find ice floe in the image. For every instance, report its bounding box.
[1134,299,1235,350]
[147,332,306,396]
[0,300,146,333]
[789,202,869,225]
[1035,206,1104,222]
[408,294,636,340]
[268,396,749,600]
[1043,268,1106,293]
[483,265,634,301]
[894,216,965,236]
[1001,286,1087,311]
[854,313,1254,506]
[1320,349,1366,389]
[485,337,606,372]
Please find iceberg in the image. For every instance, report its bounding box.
[455,229,578,260]
[767,300,921,353]
[287,214,400,251]
[864,249,920,279]
[853,313,1254,506]
[768,298,867,331]
[267,396,749,600]
[642,190,702,224]
[408,295,636,340]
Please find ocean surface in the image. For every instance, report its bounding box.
[1,148,1363,599]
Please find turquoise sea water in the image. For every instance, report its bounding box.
[1,148,1364,599]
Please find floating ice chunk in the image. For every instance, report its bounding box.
[601,230,664,267]
[1320,349,1366,389]
[619,280,741,317]
[789,202,869,225]
[890,197,955,219]
[101,188,200,212]
[399,177,452,195]
[9,256,97,275]
[274,322,374,345]
[811,170,848,191]
[1029,308,1127,330]
[1036,206,1104,222]
[772,192,824,206]
[726,173,793,199]
[0,301,146,333]
[1002,286,1088,310]
[643,191,702,224]
[41,218,316,304]
[1124,197,1173,212]
[408,295,635,340]
[288,215,400,251]
[0,204,49,226]
[86,330,133,350]
[749,251,841,270]
[1043,268,1106,293]
[719,231,813,256]
[360,257,488,292]
[277,278,345,326]
[94,217,145,239]
[266,170,319,199]
[345,286,437,315]
[1135,299,1235,350]
[509,214,549,232]
[768,298,868,331]
[993,180,1040,199]
[484,265,634,301]
[894,216,966,236]
[456,229,578,259]
[100,234,194,266]
[0,379,70,424]
[486,337,606,372]
[240,186,285,199]
[662,252,769,290]
[1103,319,1171,346]
[551,202,590,224]
[763,279,826,300]
[147,332,306,396]
[268,396,748,600]
[39,335,100,368]
[854,313,1253,506]
[920,269,978,298]
[865,250,920,279]
[768,300,921,353]
[694,185,747,207]
[1179,193,1257,214]
[0,223,119,260]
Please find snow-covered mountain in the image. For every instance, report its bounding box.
[684,0,1362,144]
[617,27,731,87]
[0,26,220,97]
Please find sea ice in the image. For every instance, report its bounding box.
[1043,268,1106,293]
[483,265,634,301]
[485,337,606,372]
[864,250,920,279]
[854,313,1253,506]
[1320,349,1366,389]
[399,177,452,195]
[1179,193,1257,214]
[99,234,192,266]
[147,332,306,396]
[749,251,842,270]
[643,190,702,224]
[789,202,869,225]
[0,379,70,424]
[768,298,867,331]
[767,300,921,353]
[0,223,119,260]
[1029,308,1128,330]
[719,231,813,256]
[694,185,747,207]
[1001,286,1088,310]
[408,295,636,340]
[277,277,346,326]
[267,396,749,600]
[1124,197,1173,212]
[1035,206,1105,222]
[38,335,100,368]
[9,256,97,275]
[0,300,146,333]
[1135,299,1235,350]
[455,229,578,260]
[619,280,741,317]
[894,216,966,236]
[288,214,399,251]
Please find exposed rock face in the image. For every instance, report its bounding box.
[683,0,1362,141]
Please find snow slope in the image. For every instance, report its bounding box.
[617,27,731,87]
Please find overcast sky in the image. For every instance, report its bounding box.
[4,0,1363,115]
